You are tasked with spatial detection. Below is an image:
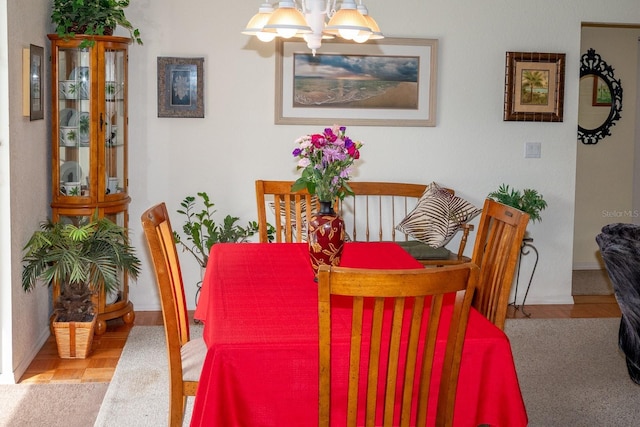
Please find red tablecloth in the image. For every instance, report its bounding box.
[191,242,527,427]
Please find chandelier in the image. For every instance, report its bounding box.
[242,0,383,55]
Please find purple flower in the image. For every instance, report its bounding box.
[292,125,363,201]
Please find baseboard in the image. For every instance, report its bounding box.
[518,295,575,305]
[573,295,617,304]
[572,262,603,270]
[8,325,50,384]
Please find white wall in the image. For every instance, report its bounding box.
[115,1,640,310]
[0,0,10,383]
[1,0,51,383]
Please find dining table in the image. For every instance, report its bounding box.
[190,242,528,427]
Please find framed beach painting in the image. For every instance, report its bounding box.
[503,51,565,122]
[275,37,438,127]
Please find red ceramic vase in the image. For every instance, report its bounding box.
[308,201,345,276]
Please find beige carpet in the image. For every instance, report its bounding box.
[97,320,640,426]
[506,317,640,426]
[94,325,201,426]
[0,382,108,427]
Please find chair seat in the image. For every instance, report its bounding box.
[396,240,452,259]
[181,337,207,382]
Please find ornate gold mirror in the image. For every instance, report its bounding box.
[578,48,623,144]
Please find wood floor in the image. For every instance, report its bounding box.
[18,297,621,384]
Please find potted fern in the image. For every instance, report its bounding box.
[487,184,548,223]
[51,0,143,47]
[22,213,141,358]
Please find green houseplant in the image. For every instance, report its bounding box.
[487,184,548,223]
[174,192,262,269]
[22,213,141,357]
[52,0,143,47]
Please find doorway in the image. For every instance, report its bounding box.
[572,24,640,296]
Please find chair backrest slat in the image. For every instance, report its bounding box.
[157,220,190,345]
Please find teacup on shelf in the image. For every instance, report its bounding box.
[63,182,81,196]
[105,81,117,100]
[107,177,119,194]
[59,81,76,99]
[60,126,78,147]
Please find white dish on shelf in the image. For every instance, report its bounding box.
[67,109,79,127]
[59,108,75,127]
[59,161,82,184]
[69,66,89,81]
[106,290,120,305]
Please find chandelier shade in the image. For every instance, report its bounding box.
[242,0,383,54]
[358,4,383,40]
[324,4,371,40]
[262,2,312,38]
[241,3,277,42]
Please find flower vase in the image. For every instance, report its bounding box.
[308,201,345,276]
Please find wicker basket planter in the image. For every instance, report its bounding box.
[52,315,97,359]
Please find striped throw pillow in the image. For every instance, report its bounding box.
[396,182,481,248]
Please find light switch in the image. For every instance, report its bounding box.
[525,142,541,158]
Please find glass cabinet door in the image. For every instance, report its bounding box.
[104,47,127,197]
[57,47,91,198]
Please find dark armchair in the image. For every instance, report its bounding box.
[596,223,640,385]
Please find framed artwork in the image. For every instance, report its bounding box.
[592,76,612,106]
[157,57,204,118]
[29,44,44,121]
[503,52,565,122]
[275,37,438,127]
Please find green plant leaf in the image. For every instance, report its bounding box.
[487,184,547,223]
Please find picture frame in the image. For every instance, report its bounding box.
[28,44,44,121]
[503,52,565,122]
[592,75,612,106]
[157,57,204,118]
[275,37,438,127]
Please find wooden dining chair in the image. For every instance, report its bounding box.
[255,179,318,243]
[317,263,479,427]
[470,199,530,331]
[141,203,207,427]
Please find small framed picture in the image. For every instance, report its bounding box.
[29,44,44,121]
[157,57,204,118]
[592,76,612,106]
[503,52,566,122]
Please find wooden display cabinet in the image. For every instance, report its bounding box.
[48,34,133,335]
